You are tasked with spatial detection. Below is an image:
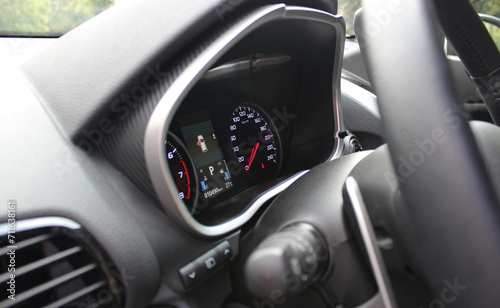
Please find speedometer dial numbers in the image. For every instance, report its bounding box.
[229,105,281,181]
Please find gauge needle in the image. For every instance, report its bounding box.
[247,142,260,170]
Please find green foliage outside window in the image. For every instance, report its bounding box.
[0,0,114,37]
[0,0,499,40]
[472,0,500,50]
[339,0,500,41]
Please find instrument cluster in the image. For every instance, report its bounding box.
[165,54,305,218]
[143,5,345,234]
[166,102,283,213]
[164,52,339,225]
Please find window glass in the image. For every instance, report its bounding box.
[0,0,114,37]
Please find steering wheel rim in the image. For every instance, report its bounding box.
[360,0,500,306]
[433,0,500,125]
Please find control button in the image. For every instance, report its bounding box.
[196,249,219,273]
[215,241,233,263]
[179,262,202,288]
[179,241,236,289]
[205,256,217,269]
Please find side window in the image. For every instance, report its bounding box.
[338,0,362,37]
[470,0,500,50]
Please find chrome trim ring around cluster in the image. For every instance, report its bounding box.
[144,4,346,237]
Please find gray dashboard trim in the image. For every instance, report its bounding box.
[341,78,379,117]
[144,4,345,237]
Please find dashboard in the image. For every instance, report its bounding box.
[0,2,386,307]
[3,0,499,307]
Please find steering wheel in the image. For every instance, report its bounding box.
[358,0,500,306]
[239,0,500,307]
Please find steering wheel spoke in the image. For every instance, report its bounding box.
[351,0,500,306]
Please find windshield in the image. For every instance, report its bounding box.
[339,0,500,38]
[0,0,498,38]
[0,0,115,37]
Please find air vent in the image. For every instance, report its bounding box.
[0,217,124,308]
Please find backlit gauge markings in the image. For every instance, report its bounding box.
[229,105,280,181]
[165,135,197,208]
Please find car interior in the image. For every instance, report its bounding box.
[1,0,500,307]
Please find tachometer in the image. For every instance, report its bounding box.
[228,104,281,181]
[166,133,197,208]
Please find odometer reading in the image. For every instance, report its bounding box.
[229,105,281,181]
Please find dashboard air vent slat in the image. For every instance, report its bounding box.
[0,217,124,308]
[42,280,107,308]
[7,263,98,307]
[0,246,82,284]
[0,233,53,256]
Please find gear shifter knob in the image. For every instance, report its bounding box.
[244,223,329,299]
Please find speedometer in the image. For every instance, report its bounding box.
[228,104,281,181]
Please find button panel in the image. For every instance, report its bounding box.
[178,262,201,289]
[215,240,233,263]
[196,249,218,273]
[178,241,235,289]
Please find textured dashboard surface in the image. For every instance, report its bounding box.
[0,68,162,308]
[341,86,383,149]
[21,0,337,142]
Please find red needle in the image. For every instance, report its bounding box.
[247,142,260,170]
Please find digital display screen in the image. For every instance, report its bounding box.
[179,111,233,199]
